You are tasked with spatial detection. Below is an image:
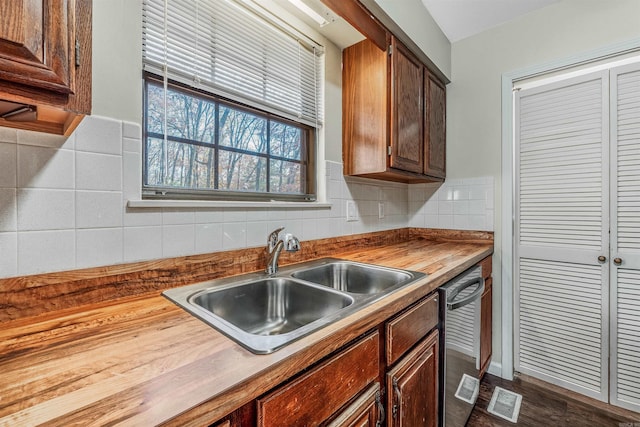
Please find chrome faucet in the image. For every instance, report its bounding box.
[266,227,301,275]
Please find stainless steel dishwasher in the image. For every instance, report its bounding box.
[438,266,484,427]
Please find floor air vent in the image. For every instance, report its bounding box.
[487,386,522,423]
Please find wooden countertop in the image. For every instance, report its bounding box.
[0,236,492,427]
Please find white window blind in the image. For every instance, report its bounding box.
[142,0,324,128]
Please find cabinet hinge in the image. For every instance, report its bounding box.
[387,146,392,156]
[388,44,393,56]
[75,39,80,67]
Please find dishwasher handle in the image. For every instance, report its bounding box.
[447,277,484,310]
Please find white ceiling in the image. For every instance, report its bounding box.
[421,0,561,42]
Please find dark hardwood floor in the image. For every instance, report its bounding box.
[467,374,640,427]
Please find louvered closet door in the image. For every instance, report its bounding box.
[514,71,610,401]
[610,62,640,413]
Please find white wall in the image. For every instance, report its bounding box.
[92,0,142,124]
[447,0,640,367]
[372,0,451,79]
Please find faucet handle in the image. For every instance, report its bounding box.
[284,233,301,252]
[268,227,285,250]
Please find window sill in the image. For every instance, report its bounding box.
[127,199,332,209]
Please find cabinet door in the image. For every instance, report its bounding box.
[0,0,74,94]
[390,38,423,174]
[424,72,446,179]
[479,277,492,377]
[325,383,383,427]
[387,330,438,427]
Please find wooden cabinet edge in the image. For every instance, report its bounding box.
[0,0,91,136]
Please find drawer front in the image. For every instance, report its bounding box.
[386,293,439,366]
[257,332,380,427]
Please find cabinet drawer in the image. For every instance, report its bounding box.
[386,293,439,365]
[257,332,380,427]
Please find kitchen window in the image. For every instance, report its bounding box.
[141,0,323,201]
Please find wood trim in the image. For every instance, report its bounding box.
[479,278,492,377]
[0,228,493,322]
[319,0,388,51]
[479,256,492,279]
[408,228,494,243]
[0,229,405,322]
[323,0,449,84]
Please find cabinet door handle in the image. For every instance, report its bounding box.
[392,377,402,419]
[598,255,606,262]
[614,257,623,265]
[375,390,385,426]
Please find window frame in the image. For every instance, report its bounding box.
[142,73,317,202]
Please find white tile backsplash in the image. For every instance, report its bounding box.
[18,230,75,275]
[76,151,122,191]
[17,189,75,231]
[0,128,17,144]
[18,145,74,189]
[222,222,246,250]
[408,176,494,232]
[194,223,224,254]
[0,115,495,279]
[76,228,123,268]
[0,189,16,232]
[75,116,122,155]
[124,226,163,262]
[17,129,73,149]
[76,191,123,228]
[0,232,17,277]
[162,224,195,257]
[0,142,17,187]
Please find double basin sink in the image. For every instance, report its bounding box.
[163,258,425,354]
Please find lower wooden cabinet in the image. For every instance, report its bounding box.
[386,330,439,427]
[257,332,379,427]
[326,383,384,427]
[214,292,442,427]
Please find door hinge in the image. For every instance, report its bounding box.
[388,146,392,156]
[75,39,80,67]
[388,44,393,56]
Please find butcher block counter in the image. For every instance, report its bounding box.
[0,228,493,426]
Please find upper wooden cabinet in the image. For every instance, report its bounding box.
[0,0,92,135]
[342,36,446,183]
[390,39,424,175]
[425,72,446,179]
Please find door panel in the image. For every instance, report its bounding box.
[424,72,445,178]
[387,331,438,427]
[514,71,610,401]
[610,63,640,413]
[0,0,73,94]
[390,38,423,174]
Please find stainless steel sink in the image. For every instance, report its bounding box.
[291,261,413,294]
[190,278,353,336]
[163,258,425,354]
